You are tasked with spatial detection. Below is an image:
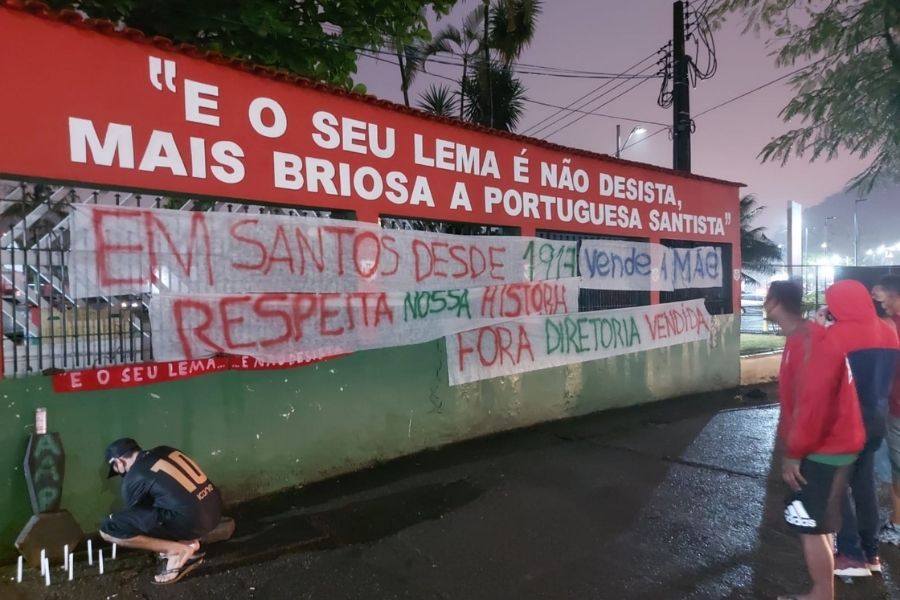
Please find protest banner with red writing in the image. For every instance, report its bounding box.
[149,279,580,361]
[579,240,723,291]
[446,299,713,385]
[69,205,578,297]
[0,6,740,244]
[52,353,345,393]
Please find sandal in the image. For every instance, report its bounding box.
[152,555,204,585]
[156,552,205,575]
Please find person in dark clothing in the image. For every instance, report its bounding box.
[824,281,900,577]
[876,275,900,547]
[100,438,222,584]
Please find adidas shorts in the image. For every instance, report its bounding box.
[783,459,851,535]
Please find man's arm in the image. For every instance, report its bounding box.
[121,473,152,509]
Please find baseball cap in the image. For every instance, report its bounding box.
[105,438,140,478]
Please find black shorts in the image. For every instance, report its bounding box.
[101,507,211,542]
[783,459,851,534]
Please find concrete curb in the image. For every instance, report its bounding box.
[740,350,782,386]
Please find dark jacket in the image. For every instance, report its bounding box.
[822,280,900,440]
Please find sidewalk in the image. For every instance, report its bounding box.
[4,384,898,599]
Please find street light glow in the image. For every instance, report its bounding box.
[634,127,647,135]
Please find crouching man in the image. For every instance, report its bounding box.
[100,438,222,584]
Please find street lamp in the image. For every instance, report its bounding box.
[854,197,867,265]
[616,125,647,158]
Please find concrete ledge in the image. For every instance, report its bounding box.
[740,351,782,386]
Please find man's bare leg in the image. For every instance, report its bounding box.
[100,531,195,580]
[798,534,835,600]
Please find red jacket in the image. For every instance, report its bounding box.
[778,321,863,459]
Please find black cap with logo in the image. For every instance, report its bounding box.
[105,438,141,478]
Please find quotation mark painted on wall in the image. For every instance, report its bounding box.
[149,56,177,92]
[724,212,732,226]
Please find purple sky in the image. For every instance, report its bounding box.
[355,0,869,232]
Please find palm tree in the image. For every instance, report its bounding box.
[422,6,485,118]
[418,84,459,116]
[740,194,782,284]
[416,0,541,131]
[463,62,526,131]
[489,0,542,65]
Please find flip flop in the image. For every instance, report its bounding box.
[156,552,206,575]
[152,555,204,585]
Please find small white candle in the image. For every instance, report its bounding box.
[112,543,117,559]
[98,549,104,575]
[68,556,74,581]
[43,558,50,586]
[40,549,46,575]
[87,540,93,565]
[16,555,23,583]
[63,544,69,570]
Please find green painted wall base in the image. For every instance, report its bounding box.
[0,316,738,562]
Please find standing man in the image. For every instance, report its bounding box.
[101,438,222,584]
[825,280,900,576]
[875,275,900,547]
[765,281,864,600]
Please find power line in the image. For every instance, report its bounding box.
[693,63,815,118]
[521,99,668,127]
[520,50,664,135]
[537,67,661,140]
[627,58,830,153]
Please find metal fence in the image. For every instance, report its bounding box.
[0,180,342,377]
[738,264,839,334]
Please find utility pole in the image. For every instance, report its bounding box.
[672,1,691,172]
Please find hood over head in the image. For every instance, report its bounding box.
[825,279,877,323]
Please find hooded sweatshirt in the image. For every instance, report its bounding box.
[823,280,899,439]
[781,317,864,461]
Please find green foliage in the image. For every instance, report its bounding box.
[415,0,539,131]
[713,0,900,192]
[463,61,526,131]
[740,194,782,284]
[417,84,459,116]
[47,0,457,88]
[489,0,543,65]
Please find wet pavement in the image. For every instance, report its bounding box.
[4,383,900,599]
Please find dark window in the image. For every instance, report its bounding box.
[659,239,733,315]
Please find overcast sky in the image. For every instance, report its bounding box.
[355,0,870,232]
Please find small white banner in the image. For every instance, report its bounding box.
[579,240,722,291]
[445,298,713,385]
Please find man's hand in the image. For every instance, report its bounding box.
[782,458,806,492]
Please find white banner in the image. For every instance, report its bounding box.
[579,240,722,291]
[149,279,580,362]
[446,299,713,385]
[69,205,578,297]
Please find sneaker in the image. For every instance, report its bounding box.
[866,556,882,574]
[881,521,900,547]
[834,554,872,577]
